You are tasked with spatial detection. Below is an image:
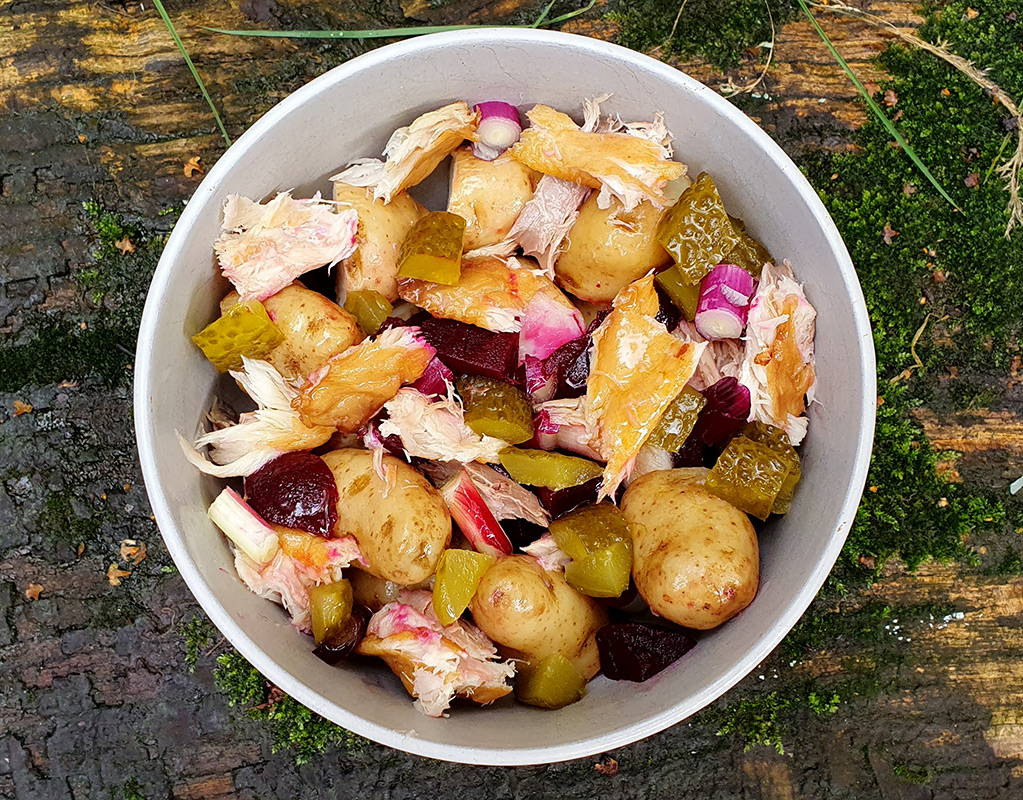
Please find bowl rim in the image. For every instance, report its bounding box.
[134,27,876,766]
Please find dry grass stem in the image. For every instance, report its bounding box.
[720,0,776,97]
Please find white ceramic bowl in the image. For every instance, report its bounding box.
[134,29,875,765]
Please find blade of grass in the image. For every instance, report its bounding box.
[796,0,959,211]
[152,0,231,147]
[205,0,597,41]
[545,0,598,25]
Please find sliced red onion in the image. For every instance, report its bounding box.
[694,264,756,341]
[524,355,557,403]
[473,101,522,161]
[518,291,585,364]
[532,410,559,450]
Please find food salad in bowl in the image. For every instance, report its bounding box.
[135,29,874,764]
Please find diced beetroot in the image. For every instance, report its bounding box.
[596,621,696,682]
[440,469,513,557]
[537,477,601,519]
[313,604,371,665]
[518,292,585,364]
[527,335,590,401]
[412,313,519,381]
[691,377,751,448]
[244,451,339,538]
[654,283,682,332]
[411,357,455,398]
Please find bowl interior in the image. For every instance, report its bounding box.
[135,29,874,765]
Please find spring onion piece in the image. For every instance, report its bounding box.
[473,102,522,161]
[694,264,755,340]
[207,487,280,565]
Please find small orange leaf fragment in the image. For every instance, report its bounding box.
[25,583,43,600]
[184,156,204,177]
[107,563,131,586]
[114,237,135,254]
[13,400,32,417]
[77,542,85,557]
[120,539,147,565]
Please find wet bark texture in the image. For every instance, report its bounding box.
[1,1,1021,798]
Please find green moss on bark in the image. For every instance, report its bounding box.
[214,650,365,764]
[609,0,794,69]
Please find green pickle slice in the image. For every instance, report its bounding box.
[397,211,466,285]
[308,580,354,645]
[515,653,587,709]
[498,448,603,491]
[723,217,773,279]
[565,541,632,598]
[457,376,534,444]
[655,265,701,321]
[706,436,794,520]
[432,549,496,627]
[656,172,741,284]
[344,290,393,335]
[551,504,633,598]
[191,299,285,373]
[742,422,801,514]
[648,387,707,453]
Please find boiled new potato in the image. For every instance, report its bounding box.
[333,182,427,301]
[321,448,451,585]
[221,283,362,383]
[621,469,758,630]
[447,147,538,249]
[469,555,607,679]
[555,195,672,303]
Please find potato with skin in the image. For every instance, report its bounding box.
[221,283,363,383]
[622,470,759,630]
[469,555,607,679]
[333,182,427,301]
[555,195,672,303]
[321,448,451,585]
[447,147,538,249]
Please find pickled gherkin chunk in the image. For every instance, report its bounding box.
[551,503,633,598]
[191,299,284,372]
[656,172,740,284]
[549,503,632,560]
[723,219,773,280]
[742,422,801,514]
[565,541,632,598]
[432,549,496,626]
[515,652,587,709]
[308,580,354,645]
[397,211,466,285]
[498,448,603,491]
[344,290,393,335]
[706,436,794,520]
[457,376,534,444]
[655,264,701,321]
[648,386,707,453]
